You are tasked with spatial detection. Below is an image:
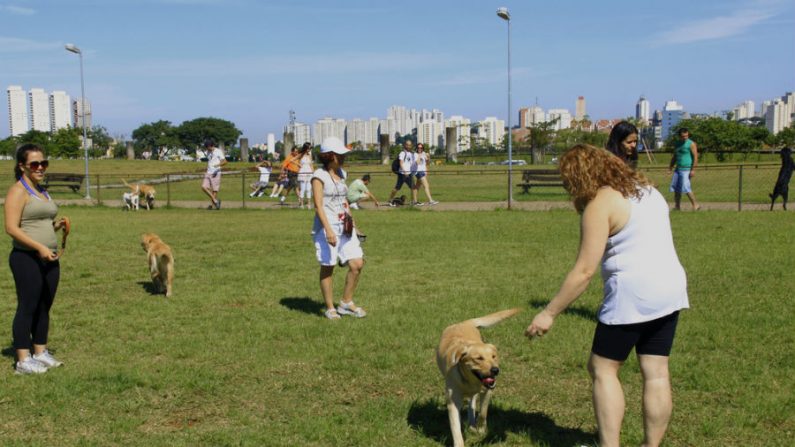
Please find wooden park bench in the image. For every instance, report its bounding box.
[43,173,85,193]
[517,169,564,194]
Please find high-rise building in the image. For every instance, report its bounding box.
[365,118,380,146]
[313,117,347,145]
[286,122,311,146]
[417,119,444,148]
[731,100,755,120]
[764,92,794,135]
[518,107,529,129]
[547,109,572,130]
[72,98,92,129]
[529,106,545,125]
[347,119,367,147]
[50,90,71,132]
[29,88,51,132]
[575,96,586,121]
[267,133,276,153]
[379,118,397,144]
[636,96,651,124]
[7,85,29,137]
[445,115,471,152]
[477,117,505,147]
[661,100,686,140]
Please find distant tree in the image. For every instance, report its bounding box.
[50,127,81,158]
[89,125,114,157]
[666,117,770,161]
[176,117,241,153]
[16,129,51,150]
[132,120,179,159]
[0,136,18,157]
[524,119,558,164]
[773,123,795,147]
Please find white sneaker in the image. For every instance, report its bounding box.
[349,202,360,210]
[32,350,63,368]
[429,200,439,205]
[337,301,367,318]
[15,357,48,375]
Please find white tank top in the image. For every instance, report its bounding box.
[599,187,689,325]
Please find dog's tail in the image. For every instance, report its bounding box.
[470,308,522,328]
[121,178,139,193]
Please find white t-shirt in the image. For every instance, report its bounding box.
[311,168,348,234]
[206,148,225,174]
[399,150,415,175]
[599,187,689,325]
[257,166,272,182]
[415,151,429,173]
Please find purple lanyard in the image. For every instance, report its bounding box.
[20,177,50,201]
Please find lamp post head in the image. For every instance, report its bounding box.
[65,44,81,54]
[496,7,510,21]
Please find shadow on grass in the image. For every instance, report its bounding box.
[528,299,598,322]
[137,281,162,296]
[407,398,595,446]
[2,345,14,359]
[279,297,324,318]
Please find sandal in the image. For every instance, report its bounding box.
[337,301,367,318]
[324,308,341,320]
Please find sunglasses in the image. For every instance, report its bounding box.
[27,160,49,170]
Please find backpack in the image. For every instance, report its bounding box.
[391,154,401,174]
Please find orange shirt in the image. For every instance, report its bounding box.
[282,153,301,173]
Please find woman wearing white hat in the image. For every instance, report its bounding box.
[311,137,367,320]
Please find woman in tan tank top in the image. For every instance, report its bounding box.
[4,144,67,375]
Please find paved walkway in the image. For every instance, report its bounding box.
[13,198,788,212]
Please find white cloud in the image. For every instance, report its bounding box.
[0,36,61,52]
[0,5,36,15]
[652,8,776,45]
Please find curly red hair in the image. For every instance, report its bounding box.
[559,144,652,213]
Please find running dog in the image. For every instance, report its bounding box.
[436,308,521,447]
[140,233,174,297]
[122,179,156,210]
[123,190,139,211]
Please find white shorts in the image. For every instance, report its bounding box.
[314,227,363,266]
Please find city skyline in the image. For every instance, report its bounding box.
[1,0,794,144]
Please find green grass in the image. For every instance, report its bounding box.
[0,207,792,446]
[0,158,784,204]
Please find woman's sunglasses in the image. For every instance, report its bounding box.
[27,160,49,170]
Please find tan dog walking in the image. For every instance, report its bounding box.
[140,233,174,297]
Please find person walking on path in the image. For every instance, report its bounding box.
[279,145,303,206]
[4,144,69,374]
[413,143,439,205]
[526,144,689,447]
[297,143,315,209]
[311,137,367,320]
[606,121,639,169]
[387,140,418,206]
[201,140,227,210]
[668,128,700,211]
[346,174,380,209]
[769,147,793,210]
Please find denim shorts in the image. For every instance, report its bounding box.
[669,170,692,193]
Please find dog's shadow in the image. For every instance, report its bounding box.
[279,297,324,318]
[407,398,595,446]
[528,299,598,322]
[137,281,161,296]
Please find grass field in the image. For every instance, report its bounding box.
[0,206,792,446]
[0,158,785,206]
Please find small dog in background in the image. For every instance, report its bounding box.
[140,233,174,297]
[123,185,140,211]
[436,308,521,447]
[123,179,156,210]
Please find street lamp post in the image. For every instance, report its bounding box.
[65,43,91,200]
[496,7,512,209]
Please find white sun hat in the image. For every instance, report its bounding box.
[320,137,350,154]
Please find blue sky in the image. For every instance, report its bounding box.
[1,0,793,143]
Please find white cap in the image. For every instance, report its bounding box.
[320,137,350,155]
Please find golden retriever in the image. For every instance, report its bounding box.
[122,179,156,210]
[140,233,174,297]
[436,308,521,447]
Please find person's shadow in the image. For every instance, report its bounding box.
[137,281,160,296]
[279,297,325,318]
[407,398,595,446]
[528,299,598,322]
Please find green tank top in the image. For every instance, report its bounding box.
[674,139,693,170]
[13,196,59,251]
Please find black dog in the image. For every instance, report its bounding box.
[770,147,794,210]
[389,195,407,207]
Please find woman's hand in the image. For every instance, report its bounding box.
[525,309,555,339]
[37,246,59,262]
[325,230,338,247]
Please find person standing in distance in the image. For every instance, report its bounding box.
[668,128,700,211]
[606,121,639,169]
[5,144,68,374]
[311,137,367,320]
[526,144,689,447]
[413,143,439,205]
[201,139,227,210]
[387,140,418,206]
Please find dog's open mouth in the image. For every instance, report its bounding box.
[473,371,497,389]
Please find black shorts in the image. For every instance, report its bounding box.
[591,311,680,361]
[286,172,298,189]
[394,173,414,190]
